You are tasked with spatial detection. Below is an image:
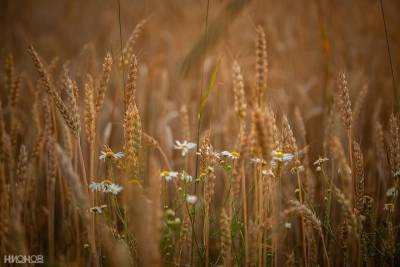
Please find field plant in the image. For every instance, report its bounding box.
[0,0,400,266]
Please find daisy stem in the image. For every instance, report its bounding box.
[192,0,210,264]
[185,200,205,265]
[241,161,249,266]
[296,169,308,267]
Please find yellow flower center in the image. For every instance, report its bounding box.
[161,171,170,177]
[106,151,114,158]
[199,172,207,178]
[275,151,284,158]
[101,179,113,185]
[231,151,240,158]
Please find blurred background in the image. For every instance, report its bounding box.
[1,0,399,157]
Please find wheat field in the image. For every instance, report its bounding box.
[0,0,400,266]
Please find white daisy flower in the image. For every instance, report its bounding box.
[165,209,176,217]
[313,157,329,166]
[174,140,196,156]
[107,183,123,195]
[386,187,398,197]
[262,169,275,177]
[186,194,198,204]
[251,157,266,165]
[90,205,107,214]
[89,181,107,192]
[161,170,179,181]
[284,222,292,229]
[221,151,240,160]
[291,165,305,174]
[89,181,123,195]
[99,148,124,161]
[271,150,294,163]
[181,171,193,182]
[384,203,394,212]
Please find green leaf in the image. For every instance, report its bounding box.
[199,60,221,115]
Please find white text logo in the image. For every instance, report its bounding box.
[4,255,44,264]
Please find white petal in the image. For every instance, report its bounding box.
[188,143,196,149]
[186,195,198,204]
[221,151,230,156]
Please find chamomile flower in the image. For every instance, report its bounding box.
[271,150,294,163]
[181,171,193,182]
[99,146,124,161]
[221,151,240,160]
[284,222,292,229]
[262,169,275,177]
[108,183,123,195]
[251,157,266,165]
[384,203,394,213]
[167,217,182,226]
[90,205,107,214]
[174,140,196,156]
[161,170,179,181]
[291,165,305,174]
[199,166,215,179]
[165,209,176,217]
[89,181,123,195]
[186,194,198,204]
[313,157,329,166]
[89,181,107,192]
[386,187,398,197]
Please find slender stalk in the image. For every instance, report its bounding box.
[320,232,330,267]
[89,143,94,182]
[191,1,210,265]
[204,205,210,267]
[155,145,172,171]
[185,201,205,265]
[76,136,98,265]
[47,171,55,262]
[347,129,355,210]
[77,136,88,190]
[117,0,126,109]
[89,142,96,259]
[379,0,398,112]
[242,163,249,265]
[296,170,308,267]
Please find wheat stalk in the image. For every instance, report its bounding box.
[255,25,268,108]
[28,45,80,136]
[95,53,112,113]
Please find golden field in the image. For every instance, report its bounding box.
[0,0,400,266]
